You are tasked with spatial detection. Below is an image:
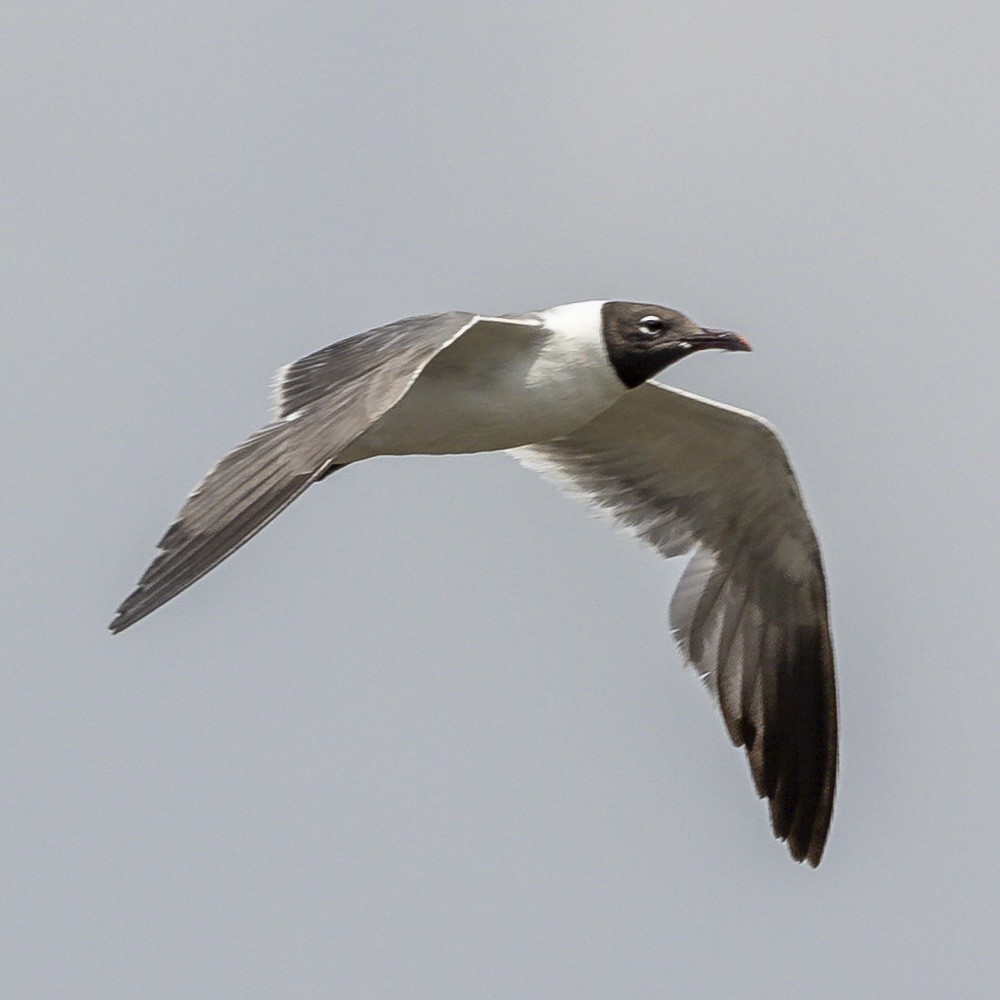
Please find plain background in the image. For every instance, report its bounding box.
[3,3,999,997]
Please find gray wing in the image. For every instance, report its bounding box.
[110,312,478,633]
[514,382,838,865]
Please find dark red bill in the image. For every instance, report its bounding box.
[696,328,752,352]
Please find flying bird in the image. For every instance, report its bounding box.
[111,301,838,865]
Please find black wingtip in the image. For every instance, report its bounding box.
[107,418,325,635]
[765,622,837,868]
[727,617,836,868]
[108,602,140,634]
[108,585,150,633]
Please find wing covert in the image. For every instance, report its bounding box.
[271,311,476,419]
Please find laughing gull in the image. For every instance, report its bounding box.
[111,301,838,865]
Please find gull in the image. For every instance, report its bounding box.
[110,301,838,864]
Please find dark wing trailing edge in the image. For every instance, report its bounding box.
[110,312,479,633]
[514,382,838,865]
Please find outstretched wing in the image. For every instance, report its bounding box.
[514,382,838,865]
[110,312,479,633]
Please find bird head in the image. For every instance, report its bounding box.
[601,301,751,388]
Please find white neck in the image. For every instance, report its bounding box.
[535,301,606,344]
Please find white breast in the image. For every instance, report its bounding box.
[340,303,625,460]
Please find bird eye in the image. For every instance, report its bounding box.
[638,315,664,335]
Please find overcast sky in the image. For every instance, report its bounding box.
[3,3,999,997]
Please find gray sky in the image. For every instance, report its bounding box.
[3,2,999,997]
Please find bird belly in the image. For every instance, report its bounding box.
[339,327,624,459]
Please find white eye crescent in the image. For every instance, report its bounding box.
[638,315,664,335]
